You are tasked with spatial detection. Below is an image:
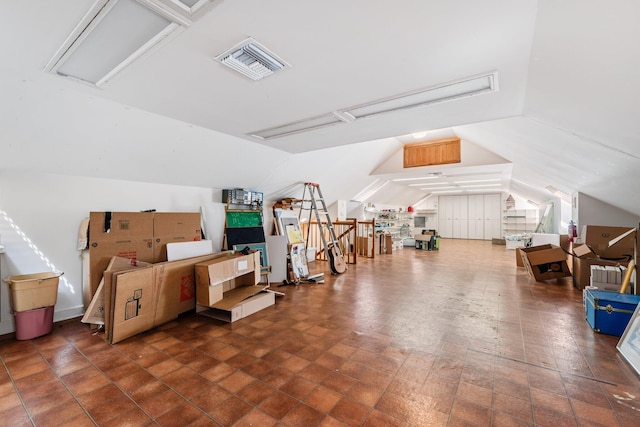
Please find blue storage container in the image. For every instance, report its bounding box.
[585,289,640,336]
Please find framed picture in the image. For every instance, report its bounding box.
[274,209,304,244]
[617,302,640,376]
[232,242,269,267]
[289,242,309,280]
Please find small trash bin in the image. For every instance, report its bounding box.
[4,272,63,340]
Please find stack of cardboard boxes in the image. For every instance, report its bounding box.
[516,225,636,290]
[85,211,274,344]
[571,225,635,290]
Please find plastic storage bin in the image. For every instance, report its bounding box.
[4,271,62,311]
[14,306,55,340]
[4,272,63,340]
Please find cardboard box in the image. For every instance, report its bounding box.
[108,253,222,344]
[195,251,260,307]
[103,257,152,342]
[573,257,628,290]
[153,212,202,262]
[583,225,635,259]
[89,212,154,298]
[89,211,201,300]
[571,240,631,290]
[111,267,155,344]
[198,292,275,323]
[153,253,222,322]
[515,248,524,267]
[520,244,571,281]
[585,289,640,336]
[573,243,595,259]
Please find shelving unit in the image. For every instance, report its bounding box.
[502,209,539,236]
[363,208,414,247]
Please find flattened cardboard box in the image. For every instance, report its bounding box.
[89,212,154,299]
[154,253,228,322]
[82,256,151,330]
[520,244,571,281]
[109,253,219,344]
[111,267,155,344]
[199,292,275,323]
[104,257,153,342]
[88,211,201,302]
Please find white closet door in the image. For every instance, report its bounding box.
[452,196,468,239]
[438,196,454,238]
[467,194,485,240]
[483,193,502,239]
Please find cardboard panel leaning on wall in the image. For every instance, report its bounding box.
[153,212,202,262]
[88,211,202,306]
[111,267,155,344]
[89,212,155,299]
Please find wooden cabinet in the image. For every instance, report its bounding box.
[403,137,461,168]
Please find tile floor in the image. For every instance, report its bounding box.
[1,239,639,426]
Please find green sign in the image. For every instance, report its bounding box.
[225,210,263,228]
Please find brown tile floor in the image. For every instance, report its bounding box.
[1,239,640,426]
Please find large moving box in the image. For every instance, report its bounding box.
[582,225,635,259]
[520,244,571,281]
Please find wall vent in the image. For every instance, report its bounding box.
[216,38,290,81]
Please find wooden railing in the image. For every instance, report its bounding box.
[356,219,376,259]
[302,218,358,264]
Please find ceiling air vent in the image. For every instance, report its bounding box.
[216,38,290,81]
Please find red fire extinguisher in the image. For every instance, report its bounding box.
[568,220,577,242]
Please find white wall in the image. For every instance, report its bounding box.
[0,171,235,335]
[574,192,640,229]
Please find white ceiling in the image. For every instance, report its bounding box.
[1,0,639,214]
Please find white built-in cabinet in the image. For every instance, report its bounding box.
[483,194,502,239]
[438,194,501,240]
[468,195,484,239]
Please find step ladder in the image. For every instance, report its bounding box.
[535,203,552,234]
[300,183,347,274]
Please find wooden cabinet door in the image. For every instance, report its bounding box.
[403,138,461,168]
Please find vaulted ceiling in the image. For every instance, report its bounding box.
[1,0,638,214]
